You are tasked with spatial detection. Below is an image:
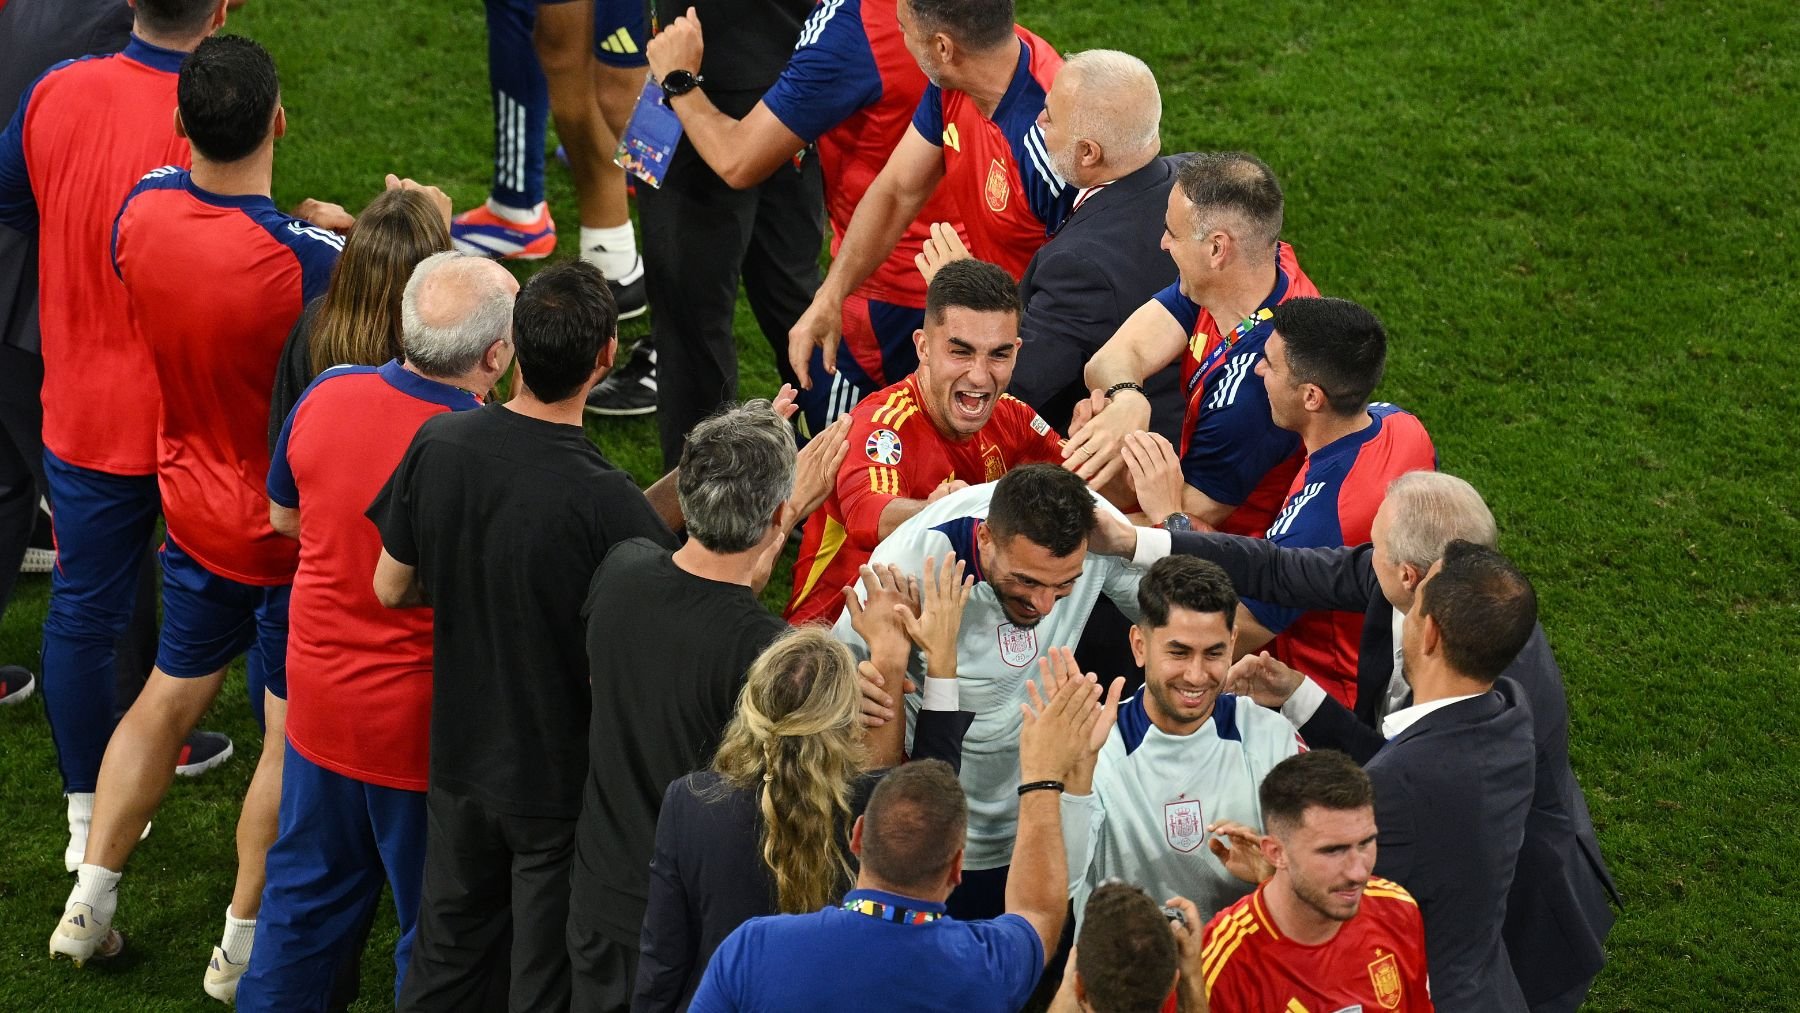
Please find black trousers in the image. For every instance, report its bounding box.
[399,787,575,1013]
[567,914,639,1013]
[637,122,824,471]
[0,343,45,617]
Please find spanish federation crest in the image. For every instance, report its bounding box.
[1367,950,1403,1009]
[997,623,1036,668]
[1164,798,1203,853]
[985,158,1010,212]
[865,428,903,466]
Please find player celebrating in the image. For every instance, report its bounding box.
[788,0,1070,382]
[786,258,1063,625]
[1061,556,1302,928]
[1072,152,1318,536]
[641,0,966,433]
[1201,750,1433,1013]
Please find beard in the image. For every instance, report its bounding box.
[1291,871,1363,924]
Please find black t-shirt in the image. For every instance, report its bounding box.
[668,0,815,95]
[267,297,319,454]
[367,404,675,818]
[568,538,788,945]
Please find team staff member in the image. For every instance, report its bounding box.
[566,400,846,1012]
[614,0,824,468]
[1061,557,1301,928]
[238,254,518,1009]
[1365,542,1538,1013]
[640,0,962,434]
[1131,297,1437,706]
[835,465,1147,919]
[0,0,237,872]
[1070,153,1318,536]
[51,36,352,976]
[1201,750,1432,1013]
[688,665,1108,1011]
[916,50,1184,439]
[372,261,676,1012]
[787,259,1062,625]
[787,0,1071,383]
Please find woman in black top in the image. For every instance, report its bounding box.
[634,560,976,1012]
[266,183,452,451]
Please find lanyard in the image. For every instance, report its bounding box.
[841,898,944,925]
[1185,306,1273,399]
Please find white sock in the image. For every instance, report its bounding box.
[68,864,121,925]
[67,792,95,827]
[580,223,643,284]
[220,907,257,965]
[485,198,544,226]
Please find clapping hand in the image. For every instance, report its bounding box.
[1019,648,1124,784]
[843,563,917,671]
[787,413,851,519]
[896,554,973,678]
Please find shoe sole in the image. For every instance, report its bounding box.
[583,403,656,417]
[0,676,35,706]
[49,929,124,967]
[175,739,234,778]
[617,302,648,321]
[21,547,53,574]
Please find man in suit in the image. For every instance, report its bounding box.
[1366,539,1538,1011]
[1095,470,1618,1012]
[1011,50,1182,440]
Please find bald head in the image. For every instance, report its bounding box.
[1043,50,1161,186]
[401,252,518,378]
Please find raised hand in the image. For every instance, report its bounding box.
[897,555,973,677]
[383,174,453,227]
[1061,388,1150,486]
[1225,651,1306,708]
[788,296,842,388]
[912,221,971,283]
[788,413,851,519]
[1121,430,1185,523]
[646,6,704,83]
[843,563,916,669]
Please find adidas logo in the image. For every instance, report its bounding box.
[598,28,638,55]
[70,913,87,928]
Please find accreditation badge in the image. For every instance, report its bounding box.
[614,75,682,189]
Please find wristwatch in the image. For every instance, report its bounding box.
[1161,512,1193,532]
[660,69,704,97]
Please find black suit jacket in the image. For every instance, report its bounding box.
[1011,155,1183,440]
[1368,680,1536,1013]
[1168,530,1620,1005]
[633,709,975,1012]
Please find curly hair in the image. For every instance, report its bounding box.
[711,628,866,913]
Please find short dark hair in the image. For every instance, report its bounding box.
[1175,152,1284,253]
[860,760,967,894]
[985,464,1095,558]
[1138,555,1238,631]
[1416,540,1538,683]
[1259,750,1372,836]
[1077,883,1179,1013]
[924,258,1020,325]
[1269,297,1387,415]
[177,35,280,163]
[512,260,617,403]
[137,0,220,35]
[906,0,1016,50]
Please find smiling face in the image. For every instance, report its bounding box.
[1161,187,1216,301]
[978,527,1087,628]
[1133,606,1234,736]
[914,305,1021,441]
[1277,804,1379,923]
[1255,330,1308,433]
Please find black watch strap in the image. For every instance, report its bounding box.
[660,69,704,96]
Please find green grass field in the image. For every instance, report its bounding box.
[2,0,1796,1008]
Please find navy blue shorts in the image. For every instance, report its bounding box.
[156,537,290,700]
[592,0,648,68]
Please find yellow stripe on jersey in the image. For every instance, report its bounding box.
[871,390,912,427]
[1204,923,1258,989]
[887,403,919,431]
[866,467,901,497]
[1363,889,1419,906]
[1201,909,1253,964]
[1202,910,1259,987]
[1286,1000,1313,1013]
[794,516,848,606]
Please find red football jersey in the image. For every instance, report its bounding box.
[7,38,190,475]
[113,169,341,585]
[910,29,1070,281]
[269,363,480,791]
[1204,879,1434,1013]
[1262,406,1437,707]
[786,374,1063,624]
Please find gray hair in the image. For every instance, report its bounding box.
[677,400,797,554]
[1062,50,1161,160]
[1383,472,1499,570]
[1175,152,1284,265]
[400,251,515,377]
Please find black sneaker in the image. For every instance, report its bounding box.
[175,730,234,777]
[0,665,35,705]
[586,344,657,417]
[604,255,648,321]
